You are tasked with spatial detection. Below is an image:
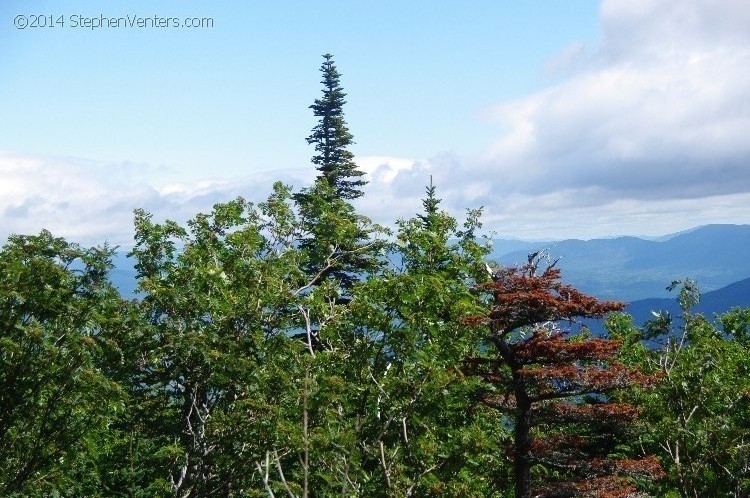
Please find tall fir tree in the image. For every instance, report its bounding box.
[417,176,440,229]
[306,53,366,200]
[293,54,384,293]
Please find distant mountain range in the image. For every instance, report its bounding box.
[109,224,750,323]
[491,224,750,301]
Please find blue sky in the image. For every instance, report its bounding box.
[2,0,749,245]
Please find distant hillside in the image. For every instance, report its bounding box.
[624,277,750,328]
[489,238,557,258]
[491,224,750,301]
[110,252,138,297]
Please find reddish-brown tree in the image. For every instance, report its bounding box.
[464,258,663,497]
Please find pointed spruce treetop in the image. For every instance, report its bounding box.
[307,53,366,200]
[417,176,441,229]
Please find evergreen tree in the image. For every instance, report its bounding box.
[306,53,366,200]
[293,55,385,294]
[417,176,440,229]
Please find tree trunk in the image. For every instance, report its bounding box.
[514,402,532,498]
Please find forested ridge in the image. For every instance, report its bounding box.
[1,55,748,497]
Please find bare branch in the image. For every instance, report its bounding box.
[273,450,297,498]
[298,306,316,357]
[405,463,441,497]
[379,441,392,490]
[255,452,277,498]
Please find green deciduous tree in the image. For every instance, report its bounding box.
[340,184,502,496]
[124,191,315,496]
[611,280,750,498]
[0,231,125,496]
[249,181,500,496]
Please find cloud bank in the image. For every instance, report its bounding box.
[398,0,750,238]
[0,151,316,247]
[469,0,750,235]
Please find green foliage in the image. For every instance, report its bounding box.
[248,181,497,495]
[0,231,125,496]
[613,282,750,498]
[295,178,387,292]
[125,193,314,496]
[5,193,749,497]
[721,307,750,346]
[340,187,500,495]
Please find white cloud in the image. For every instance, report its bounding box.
[0,151,474,247]
[2,144,749,250]
[0,151,316,247]
[356,156,422,183]
[0,152,154,246]
[353,156,430,226]
[599,0,750,59]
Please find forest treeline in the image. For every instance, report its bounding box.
[1,55,749,497]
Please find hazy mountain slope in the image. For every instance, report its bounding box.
[624,277,750,328]
[491,224,750,301]
[489,239,557,258]
[109,252,139,297]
